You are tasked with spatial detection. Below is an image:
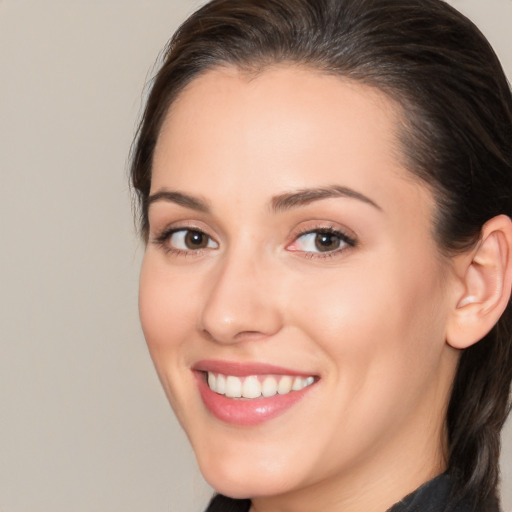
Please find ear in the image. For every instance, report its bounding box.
[446,214,512,350]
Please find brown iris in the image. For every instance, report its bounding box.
[184,230,209,249]
[315,232,342,252]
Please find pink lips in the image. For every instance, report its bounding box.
[193,360,317,426]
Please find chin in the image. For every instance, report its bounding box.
[203,471,295,500]
[195,445,304,499]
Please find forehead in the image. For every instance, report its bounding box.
[155,65,400,165]
[152,65,430,217]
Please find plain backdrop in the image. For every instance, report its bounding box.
[0,1,511,511]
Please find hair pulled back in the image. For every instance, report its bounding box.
[131,0,512,506]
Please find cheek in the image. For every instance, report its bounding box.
[138,253,205,428]
[285,257,451,459]
[138,254,195,361]
[291,251,449,383]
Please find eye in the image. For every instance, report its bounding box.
[159,228,218,252]
[288,228,356,254]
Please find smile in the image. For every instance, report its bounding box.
[193,361,319,425]
[207,372,315,399]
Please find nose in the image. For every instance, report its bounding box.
[197,251,283,344]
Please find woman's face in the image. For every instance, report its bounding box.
[139,66,460,505]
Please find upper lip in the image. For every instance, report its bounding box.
[192,359,317,377]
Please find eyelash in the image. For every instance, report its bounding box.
[152,225,357,259]
[152,226,218,256]
[289,226,357,259]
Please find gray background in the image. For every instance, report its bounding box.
[0,1,510,511]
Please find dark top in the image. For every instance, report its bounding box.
[205,473,500,512]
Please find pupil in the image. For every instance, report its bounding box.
[315,233,340,252]
[185,231,207,249]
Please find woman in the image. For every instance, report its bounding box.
[130,0,512,510]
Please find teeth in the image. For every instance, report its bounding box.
[277,376,292,395]
[225,375,242,398]
[208,372,216,390]
[242,376,261,399]
[206,372,315,399]
[216,374,226,395]
[292,376,303,391]
[262,376,277,397]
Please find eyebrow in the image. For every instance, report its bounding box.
[147,190,210,213]
[147,184,381,214]
[271,185,381,212]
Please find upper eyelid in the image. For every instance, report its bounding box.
[292,223,357,242]
[156,226,216,243]
[148,213,226,239]
[296,226,352,237]
[151,221,215,239]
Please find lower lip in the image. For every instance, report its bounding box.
[195,372,316,426]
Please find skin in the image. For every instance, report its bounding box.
[139,66,464,512]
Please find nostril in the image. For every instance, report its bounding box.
[233,330,273,342]
[200,327,277,345]
[200,329,217,343]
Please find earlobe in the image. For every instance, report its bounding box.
[447,215,512,350]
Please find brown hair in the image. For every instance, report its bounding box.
[130,0,512,506]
